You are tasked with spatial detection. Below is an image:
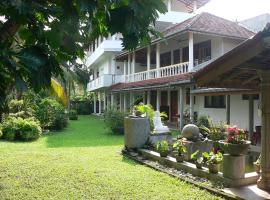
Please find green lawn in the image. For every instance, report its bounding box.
[0,116,223,200]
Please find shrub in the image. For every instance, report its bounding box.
[1,117,42,141]
[69,109,78,120]
[36,98,68,130]
[0,125,2,138]
[197,115,211,128]
[8,99,35,119]
[104,108,126,134]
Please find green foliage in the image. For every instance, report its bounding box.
[254,155,261,165]
[197,115,211,128]
[36,98,67,130]
[69,109,78,120]
[156,140,169,153]
[173,140,187,156]
[134,104,167,131]
[8,99,35,119]
[1,117,42,141]
[104,107,126,134]
[70,93,93,115]
[191,150,204,165]
[203,152,223,165]
[0,0,167,109]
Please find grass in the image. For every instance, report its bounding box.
[0,115,223,200]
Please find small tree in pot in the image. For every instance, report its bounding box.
[203,151,223,174]
[254,155,261,174]
[173,140,187,162]
[191,150,204,169]
[156,140,169,157]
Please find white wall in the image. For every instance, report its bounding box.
[195,94,261,130]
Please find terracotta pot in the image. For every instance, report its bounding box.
[159,151,169,157]
[254,163,261,174]
[219,140,251,156]
[196,162,203,169]
[175,155,184,162]
[208,163,219,174]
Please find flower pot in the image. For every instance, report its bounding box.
[208,163,219,174]
[254,163,261,174]
[195,162,203,169]
[219,140,251,156]
[175,155,184,162]
[159,151,169,157]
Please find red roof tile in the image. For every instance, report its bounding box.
[111,73,193,91]
[163,12,255,39]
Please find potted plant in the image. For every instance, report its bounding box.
[173,140,187,162]
[191,150,204,169]
[156,140,169,157]
[203,151,223,174]
[254,155,261,174]
[219,125,251,156]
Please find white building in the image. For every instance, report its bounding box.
[86,1,260,140]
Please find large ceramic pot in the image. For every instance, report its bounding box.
[219,140,251,156]
[208,163,219,174]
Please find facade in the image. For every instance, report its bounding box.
[86,1,260,134]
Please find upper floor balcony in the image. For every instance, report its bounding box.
[87,74,124,91]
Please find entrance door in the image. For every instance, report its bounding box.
[170,90,178,122]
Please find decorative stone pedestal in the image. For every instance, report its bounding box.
[124,117,150,149]
[183,140,213,160]
[223,154,245,179]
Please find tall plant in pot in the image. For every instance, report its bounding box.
[173,140,187,162]
[203,151,223,174]
[191,150,204,169]
[219,126,251,156]
[156,140,169,157]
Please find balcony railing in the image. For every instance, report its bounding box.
[87,74,124,91]
[125,61,189,82]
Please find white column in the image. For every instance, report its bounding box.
[147,90,151,105]
[156,43,160,77]
[156,90,161,111]
[167,0,172,12]
[120,93,122,111]
[98,92,101,114]
[257,70,270,191]
[123,93,127,111]
[98,36,101,46]
[132,51,136,81]
[147,46,151,79]
[111,93,114,107]
[168,89,171,122]
[130,91,134,106]
[93,93,97,114]
[128,54,131,82]
[178,87,184,130]
[103,91,106,111]
[189,87,194,123]
[188,32,194,71]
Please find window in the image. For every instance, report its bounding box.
[160,51,171,67]
[182,47,189,62]
[204,95,225,108]
[242,94,259,100]
[173,49,180,64]
[194,40,211,65]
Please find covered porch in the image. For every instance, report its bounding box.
[195,24,270,191]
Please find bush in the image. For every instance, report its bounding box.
[36,98,68,130]
[104,108,126,134]
[8,99,35,119]
[1,117,42,141]
[197,115,211,128]
[69,109,78,120]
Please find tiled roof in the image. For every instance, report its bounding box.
[111,73,193,91]
[163,12,255,39]
[177,0,210,13]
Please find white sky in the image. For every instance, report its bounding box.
[198,0,270,21]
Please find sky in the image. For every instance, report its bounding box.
[198,0,270,21]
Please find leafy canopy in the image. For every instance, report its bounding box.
[0,0,167,109]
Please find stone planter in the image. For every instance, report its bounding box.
[159,151,169,157]
[175,154,185,162]
[219,140,251,156]
[124,117,150,149]
[254,163,261,174]
[149,132,172,146]
[208,163,219,174]
[183,140,213,160]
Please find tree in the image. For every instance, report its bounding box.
[0,0,167,110]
